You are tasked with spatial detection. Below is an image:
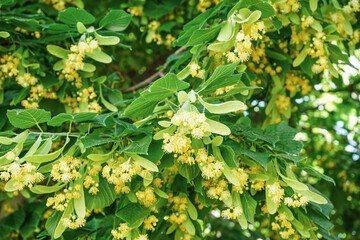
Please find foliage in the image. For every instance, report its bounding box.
[0,0,359,240]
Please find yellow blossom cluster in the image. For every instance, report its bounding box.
[195,148,223,179]
[135,234,149,240]
[51,155,83,183]
[42,0,75,11]
[272,0,301,14]
[59,37,99,88]
[285,72,311,95]
[196,0,222,13]
[15,27,41,38]
[221,206,243,220]
[189,62,205,79]
[111,223,130,240]
[127,6,143,16]
[226,22,265,63]
[267,182,285,204]
[275,95,291,115]
[284,194,309,208]
[46,186,81,211]
[62,215,86,229]
[16,72,38,87]
[300,16,314,30]
[83,164,102,195]
[136,187,157,207]
[203,178,231,200]
[103,157,142,194]
[171,111,210,138]
[168,194,188,225]
[0,54,20,89]
[0,162,44,190]
[144,215,158,231]
[76,86,97,103]
[148,21,160,31]
[232,168,249,193]
[271,212,300,240]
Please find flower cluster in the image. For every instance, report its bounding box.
[196,0,222,12]
[275,95,291,115]
[136,187,157,207]
[284,194,309,208]
[0,162,44,190]
[103,157,142,194]
[46,185,82,211]
[59,37,98,88]
[83,164,102,195]
[285,72,311,95]
[272,0,301,14]
[267,182,285,205]
[0,54,20,90]
[168,194,188,225]
[111,223,130,240]
[143,215,158,231]
[62,215,86,229]
[221,206,243,220]
[232,168,249,193]
[15,27,41,38]
[226,22,265,63]
[189,62,205,79]
[51,155,83,183]
[271,212,300,240]
[195,148,223,179]
[203,178,231,201]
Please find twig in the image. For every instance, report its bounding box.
[122,46,187,93]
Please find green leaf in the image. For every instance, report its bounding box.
[85,177,117,211]
[221,145,238,168]
[30,183,66,194]
[95,32,120,45]
[154,188,169,199]
[48,112,98,126]
[299,165,335,185]
[99,9,132,31]
[129,153,159,172]
[101,95,118,112]
[240,191,257,223]
[206,118,231,136]
[198,97,245,114]
[293,45,309,67]
[116,203,150,226]
[24,137,70,163]
[183,217,196,235]
[86,49,112,63]
[123,134,152,155]
[186,23,224,46]
[7,109,51,129]
[76,22,86,34]
[310,0,318,12]
[222,164,240,186]
[59,7,95,25]
[47,45,71,59]
[125,73,189,118]
[186,199,198,220]
[0,31,10,38]
[87,143,118,162]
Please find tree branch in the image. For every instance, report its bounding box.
[121,46,187,93]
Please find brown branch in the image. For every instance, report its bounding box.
[121,46,188,93]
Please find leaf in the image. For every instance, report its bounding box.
[123,134,152,155]
[48,112,98,126]
[221,145,238,168]
[125,73,189,118]
[95,32,120,45]
[186,199,198,220]
[116,203,150,226]
[59,7,95,25]
[85,177,117,211]
[74,185,86,218]
[176,162,200,182]
[76,22,87,33]
[198,97,245,114]
[86,49,112,63]
[299,165,336,185]
[99,9,132,31]
[240,191,257,223]
[46,45,71,59]
[186,23,224,46]
[154,188,169,199]
[206,118,231,136]
[293,45,309,67]
[24,137,69,163]
[82,63,96,72]
[7,109,51,129]
[0,31,10,38]
[87,143,118,162]
[101,95,118,112]
[183,217,196,235]
[199,62,238,92]
[129,153,159,172]
[30,183,66,194]
[310,0,318,12]
[222,164,240,186]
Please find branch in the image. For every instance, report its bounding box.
[121,46,187,93]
